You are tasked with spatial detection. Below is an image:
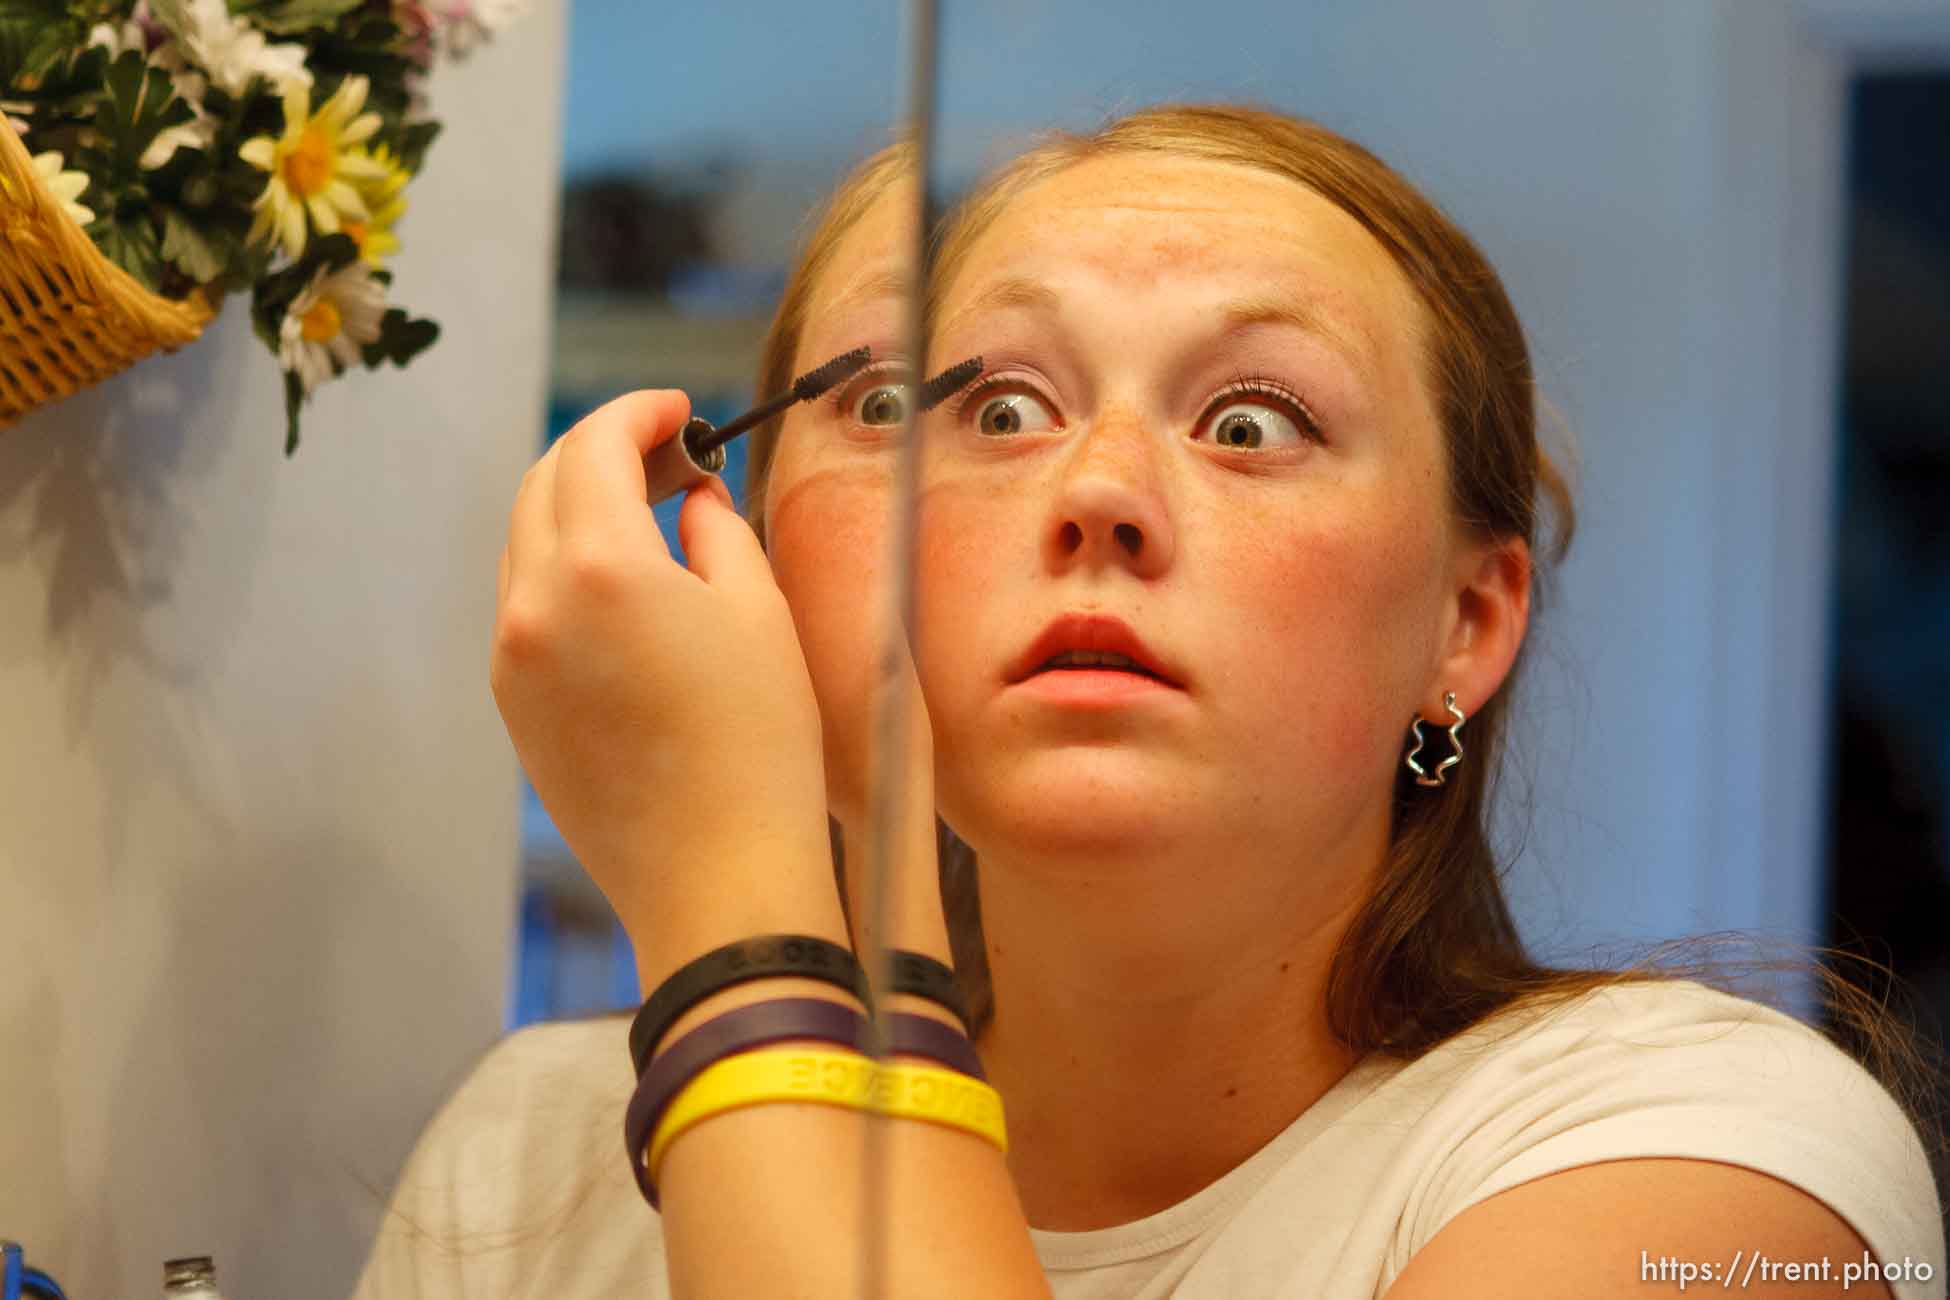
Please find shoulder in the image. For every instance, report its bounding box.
[372,1015,637,1235]
[350,1014,654,1297]
[1375,979,1944,1300]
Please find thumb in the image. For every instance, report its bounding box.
[676,474,769,590]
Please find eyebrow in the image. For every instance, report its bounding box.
[1217,294,1375,378]
[935,277,1061,343]
[1216,294,1372,370]
[937,277,1374,379]
[821,267,912,317]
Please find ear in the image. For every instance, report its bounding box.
[1423,532,1531,722]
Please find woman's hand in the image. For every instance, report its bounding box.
[489,390,838,964]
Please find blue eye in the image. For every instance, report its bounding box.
[974,391,1057,436]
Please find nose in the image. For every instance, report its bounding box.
[1044,406,1175,579]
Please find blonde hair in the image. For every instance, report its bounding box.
[743,138,913,552]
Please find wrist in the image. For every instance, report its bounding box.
[624,825,846,991]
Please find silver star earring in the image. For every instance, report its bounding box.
[1404,690,1467,788]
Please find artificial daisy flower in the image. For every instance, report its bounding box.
[31,151,94,226]
[342,144,410,264]
[278,260,387,395]
[174,0,311,98]
[240,76,389,261]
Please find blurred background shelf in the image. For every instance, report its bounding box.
[550,292,772,399]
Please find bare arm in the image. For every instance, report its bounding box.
[1382,1158,1898,1300]
[638,854,1051,1300]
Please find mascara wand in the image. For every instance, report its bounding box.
[643,345,872,505]
[916,356,982,412]
[642,349,984,506]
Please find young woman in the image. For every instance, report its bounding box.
[356,109,1944,1299]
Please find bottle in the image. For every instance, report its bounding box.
[161,1257,224,1300]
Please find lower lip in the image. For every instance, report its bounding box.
[1011,669,1181,707]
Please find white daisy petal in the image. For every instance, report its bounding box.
[336,75,370,121]
[279,201,307,259]
[247,201,276,248]
[340,112,381,147]
[327,331,361,369]
[322,180,368,221]
[282,84,309,135]
[336,152,392,182]
[307,193,341,233]
[239,136,276,170]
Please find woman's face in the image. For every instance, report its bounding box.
[914,152,1461,862]
[762,182,918,829]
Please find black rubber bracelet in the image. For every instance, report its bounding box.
[629,935,868,1078]
[884,949,972,1033]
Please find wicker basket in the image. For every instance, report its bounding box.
[0,119,217,430]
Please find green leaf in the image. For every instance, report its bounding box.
[93,49,192,176]
[307,231,360,271]
[245,0,362,35]
[0,0,72,85]
[94,211,164,292]
[11,44,109,125]
[361,307,437,369]
[283,368,304,456]
[160,206,231,283]
[17,20,80,84]
[301,19,414,120]
[389,118,439,175]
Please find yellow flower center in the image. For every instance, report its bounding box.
[300,297,343,342]
[283,126,335,198]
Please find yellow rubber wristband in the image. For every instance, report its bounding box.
[646,1047,1008,1185]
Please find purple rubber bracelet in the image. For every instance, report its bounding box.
[624,997,987,1209]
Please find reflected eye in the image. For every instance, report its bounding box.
[1207,402,1298,449]
[1197,385,1320,450]
[852,382,911,427]
[975,391,1057,437]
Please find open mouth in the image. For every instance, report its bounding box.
[1032,652,1169,681]
[1008,613,1186,690]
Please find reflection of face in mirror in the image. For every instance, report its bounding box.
[909,115,1534,1227]
[920,149,1462,865]
[747,149,917,834]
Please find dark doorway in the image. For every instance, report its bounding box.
[1827,70,1950,1229]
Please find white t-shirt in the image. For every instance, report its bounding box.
[351,978,1945,1299]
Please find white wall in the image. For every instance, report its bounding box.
[0,5,566,1295]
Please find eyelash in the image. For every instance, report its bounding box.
[948,369,1326,446]
[828,360,911,419]
[1210,372,1325,445]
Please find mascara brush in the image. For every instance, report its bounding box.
[642,349,987,506]
[917,356,982,412]
[644,346,873,505]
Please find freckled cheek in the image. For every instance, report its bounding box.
[769,481,889,722]
[1238,525,1431,774]
[913,487,1007,708]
